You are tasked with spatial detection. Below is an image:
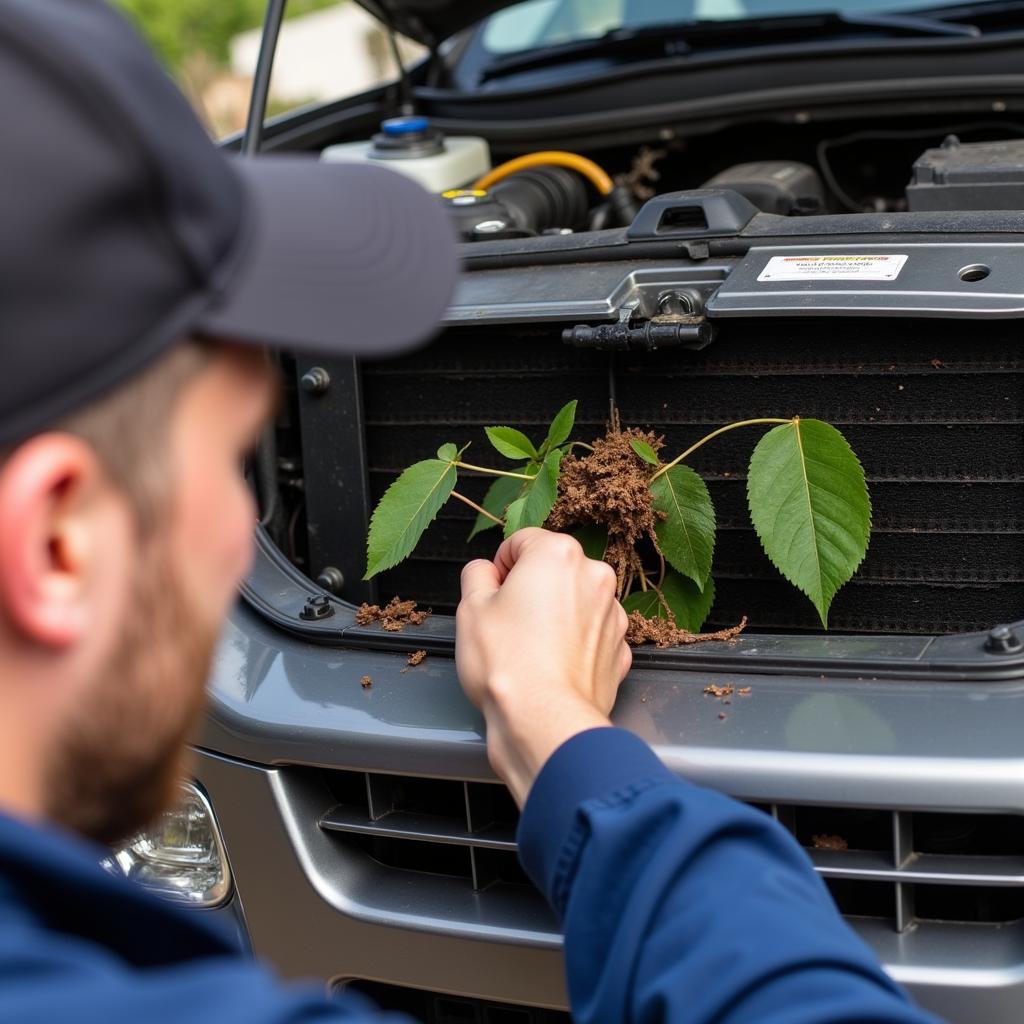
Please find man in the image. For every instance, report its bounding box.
[0,2,943,1022]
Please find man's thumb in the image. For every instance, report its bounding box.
[460,558,501,600]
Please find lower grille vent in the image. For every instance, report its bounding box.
[348,319,1023,634]
[346,981,569,1023]
[321,770,1024,933]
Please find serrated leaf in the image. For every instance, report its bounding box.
[650,465,716,591]
[437,442,458,461]
[544,400,578,452]
[504,450,563,538]
[468,471,526,540]
[573,523,609,561]
[747,418,871,628]
[622,572,716,633]
[485,426,538,461]
[630,438,660,466]
[364,459,456,579]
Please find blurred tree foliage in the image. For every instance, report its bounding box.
[114,0,341,73]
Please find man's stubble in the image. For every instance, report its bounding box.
[43,533,217,846]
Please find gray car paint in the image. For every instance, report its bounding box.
[198,597,1024,1021]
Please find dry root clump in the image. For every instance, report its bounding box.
[360,675,373,689]
[548,424,665,594]
[355,596,430,632]
[626,613,747,649]
[407,649,427,666]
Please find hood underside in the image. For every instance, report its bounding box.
[354,0,512,46]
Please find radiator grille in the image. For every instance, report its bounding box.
[359,318,1023,634]
[320,770,1024,933]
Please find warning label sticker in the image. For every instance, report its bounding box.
[757,254,908,282]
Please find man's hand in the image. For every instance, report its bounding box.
[456,528,632,806]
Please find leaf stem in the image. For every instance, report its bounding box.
[451,490,504,526]
[565,441,595,453]
[455,461,535,481]
[649,418,793,482]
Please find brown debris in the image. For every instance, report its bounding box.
[703,683,735,698]
[548,424,665,595]
[929,358,946,369]
[355,596,430,633]
[407,649,427,667]
[812,834,848,851]
[360,675,373,689]
[738,686,752,696]
[627,613,747,649]
[616,145,667,201]
[718,712,727,720]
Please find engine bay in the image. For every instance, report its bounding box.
[322,111,1024,240]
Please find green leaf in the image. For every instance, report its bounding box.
[544,400,578,452]
[504,450,563,538]
[747,418,871,628]
[436,443,458,461]
[573,523,609,561]
[364,459,457,579]
[467,471,526,540]
[622,572,716,633]
[650,465,716,591]
[630,438,660,466]
[485,426,538,461]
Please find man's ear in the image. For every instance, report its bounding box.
[0,434,125,648]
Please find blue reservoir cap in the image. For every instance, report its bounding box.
[381,116,430,136]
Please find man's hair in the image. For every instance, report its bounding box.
[54,340,212,534]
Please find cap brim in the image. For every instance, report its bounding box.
[196,155,460,358]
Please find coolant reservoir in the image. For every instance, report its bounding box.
[321,116,490,193]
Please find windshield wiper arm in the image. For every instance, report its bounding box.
[836,11,980,38]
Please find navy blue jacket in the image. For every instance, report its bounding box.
[0,727,942,1023]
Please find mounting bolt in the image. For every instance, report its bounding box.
[316,566,345,595]
[984,624,1022,655]
[300,366,331,396]
[299,593,335,621]
[657,291,694,316]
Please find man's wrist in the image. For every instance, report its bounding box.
[481,680,611,806]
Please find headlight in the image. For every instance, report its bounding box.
[103,781,231,907]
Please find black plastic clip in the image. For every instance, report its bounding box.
[562,320,713,352]
[299,593,335,621]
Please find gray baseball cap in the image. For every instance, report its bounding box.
[0,0,459,444]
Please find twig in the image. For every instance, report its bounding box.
[650,418,793,482]
[455,461,535,481]
[641,572,675,623]
[451,490,503,526]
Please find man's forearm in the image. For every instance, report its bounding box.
[518,728,943,1024]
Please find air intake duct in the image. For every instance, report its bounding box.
[444,166,590,240]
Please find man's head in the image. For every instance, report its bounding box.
[0,0,457,847]
[0,343,274,844]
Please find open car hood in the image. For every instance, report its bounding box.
[354,0,513,47]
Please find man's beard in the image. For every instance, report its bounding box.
[43,538,218,846]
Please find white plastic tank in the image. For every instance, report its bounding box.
[321,116,490,194]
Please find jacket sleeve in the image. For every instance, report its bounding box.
[0,922,413,1024]
[516,727,944,1024]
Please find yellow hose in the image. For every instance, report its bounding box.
[472,151,615,195]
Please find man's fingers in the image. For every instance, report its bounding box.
[491,527,552,582]
[460,558,501,600]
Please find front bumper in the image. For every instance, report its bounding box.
[198,602,1024,1020]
